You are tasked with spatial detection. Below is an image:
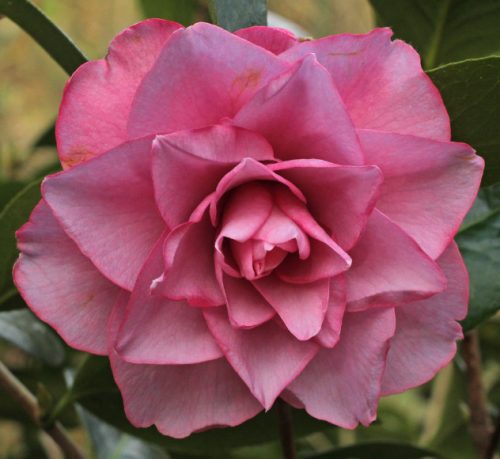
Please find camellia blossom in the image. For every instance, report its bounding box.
[14,20,484,438]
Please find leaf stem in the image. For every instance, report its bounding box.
[462,330,493,458]
[276,399,297,459]
[0,360,86,459]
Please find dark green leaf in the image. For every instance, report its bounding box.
[210,0,267,31]
[65,356,333,454]
[0,310,65,366]
[370,0,500,69]
[428,57,500,186]
[0,0,87,75]
[0,181,25,211]
[32,122,56,150]
[0,180,41,292]
[138,0,201,25]
[457,184,500,330]
[304,442,444,459]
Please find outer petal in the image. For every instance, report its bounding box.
[281,28,450,140]
[272,159,382,251]
[287,308,396,428]
[115,235,222,365]
[42,137,165,291]
[346,210,446,310]
[57,19,182,168]
[110,353,262,438]
[14,201,122,354]
[252,275,330,341]
[234,26,298,55]
[359,129,484,259]
[128,22,289,138]
[233,54,363,165]
[152,125,274,228]
[382,242,467,395]
[204,309,318,409]
[153,213,224,307]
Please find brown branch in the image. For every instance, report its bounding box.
[485,415,500,459]
[276,398,297,459]
[0,360,86,459]
[462,330,493,458]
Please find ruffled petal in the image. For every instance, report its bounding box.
[42,137,165,290]
[315,276,346,348]
[57,19,182,167]
[14,201,122,354]
[382,242,467,394]
[235,26,298,55]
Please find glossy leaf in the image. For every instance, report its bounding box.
[428,57,500,185]
[63,356,333,454]
[0,0,87,75]
[306,442,444,459]
[138,0,201,25]
[0,310,65,366]
[0,180,41,292]
[210,0,267,31]
[457,183,500,331]
[370,0,500,69]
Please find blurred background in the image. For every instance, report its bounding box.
[1,2,499,459]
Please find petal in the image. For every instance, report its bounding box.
[152,125,274,228]
[57,19,182,168]
[114,235,222,365]
[233,54,363,165]
[359,129,484,259]
[287,308,396,428]
[315,276,346,348]
[222,275,276,329]
[382,242,467,395]
[204,309,318,409]
[110,353,262,438]
[281,28,450,140]
[42,137,165,291]
[272,159,382,250]
[346,210,446,310]
[14,201,122,354]
[128,22,289,138]
[153,213,224,307]
[234,26,298,55]
[252,275,330,341]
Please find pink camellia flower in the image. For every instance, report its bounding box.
[14,21,484,438]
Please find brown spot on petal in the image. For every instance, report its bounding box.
[62,147,96,169]
[231,68,262,102]
[328,49,364,57]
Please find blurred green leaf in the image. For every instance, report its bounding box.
[138,0,201,25]
[0,181,25,211]
[0,179,41,292]
[0,310,65,366]
[210,0,267,31]
[370,0,500,69]
[0,0,87,75]
[428,57,500,186]
[33,122,56,150]
[61,356,333,454]
[304,442,444,459]
[457,183,500,330]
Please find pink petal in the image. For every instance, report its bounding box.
[222,275,276,328]
[315,276,346,348]
[110,353,262,438]
[14,201,122,354]
[287,308,396,428]
[252,275,330,341]
[114,235,222,365]
[233,54,363,165]
[382,242,467,395]
[152,125,274,228]
[57,19,182,168]
[153,213,224,307]
[204,309,319,409]
[42,137,165,291]
[128,22,289,138]
[359,129,484,259]
[346,210,446,310]
[281,28,450,140]
[234,26,298,55]
[272,159,382,250]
